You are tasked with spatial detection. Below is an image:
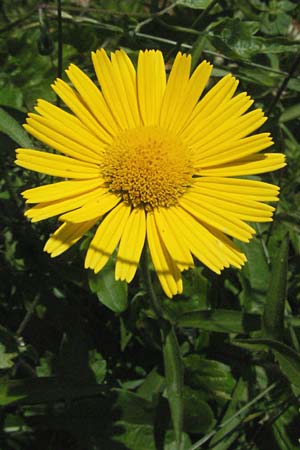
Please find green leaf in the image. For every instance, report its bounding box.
[262,236,289,341]
[0,107,33,147]
[162,325,184,447]
[240,237,270,293]
[0,343,17,369]
[0,377,106,406]
[177,309,260,333]
[272,405,300,450]
[0,85,23,110]
[88,349,107,383]
[184,355,234,401]
[113,424,192,450]
[238,236,271,310]
[183,386,215,433]
[137,368,164,403]
[209,18,299,60]
[280,104,300,123]
[114,389,154,425]
[235,338,300,389]
[88,259,128,313]
[177,0,213,9]
[191,36,207,71]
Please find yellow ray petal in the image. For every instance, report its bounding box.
[25,116,103,163]
[166,207,227,272]
[147,213,182,298]
[193,177,280,201]
[193,133,273,167]
[15,149,101,179]
[116,208,146,282]
[85,202,131,273]
[25,187,106,222]
[181,74,239,141]
[92,49,140,130]
[16,149,99,179]
[154,208,194,270]
[111,49,141,126]
[179,194,255,242]
[171,60,212,133]
[189,109,266,155]
[205,224,247,268]
[34,101,106,156]
[174,206,247,269]
[197,153,286,176]
[183,93,254,150]
[52,78,112,143]
[44,219,98,257]
[191,183,277,210]
[186,191,274,223]
[159,52,191,130]
[65,63,119,136]
[22,178,105,203]
[137,50,166,126]
[192,73,238,115]
[60,192,120,223]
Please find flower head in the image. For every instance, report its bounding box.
[16,49,285,297]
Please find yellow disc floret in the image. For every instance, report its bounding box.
[101,126,194,211]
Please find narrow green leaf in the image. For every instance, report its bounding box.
[272,405,300,450]
[262,235,289,341]
[0,107,32,147]
[191,35,208,72]
[177,309,260,333]
[177,0,213,9]
[209,378,247,450]
[235,338,300,389]
[280,104,300,123]
[162,325,184,448]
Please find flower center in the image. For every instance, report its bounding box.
[101,126,194,211]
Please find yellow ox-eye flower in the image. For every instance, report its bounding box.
[16,49,285,298]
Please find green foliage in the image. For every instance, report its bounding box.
[1,0,300,449]
[89,258,128,312]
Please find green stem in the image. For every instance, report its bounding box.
[140,247,184,449]
[162,324,184,449]
[141,246,165,319]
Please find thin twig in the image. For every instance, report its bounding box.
[134,1,179,33]
[267,52,300,116]
[16,295,39,337]
[192,0,219,29]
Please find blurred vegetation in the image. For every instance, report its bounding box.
[1,0,300,449]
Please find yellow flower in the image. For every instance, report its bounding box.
[16,49,285,298]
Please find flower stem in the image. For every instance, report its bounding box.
[140,247,184,449]
[141,246,164,319]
